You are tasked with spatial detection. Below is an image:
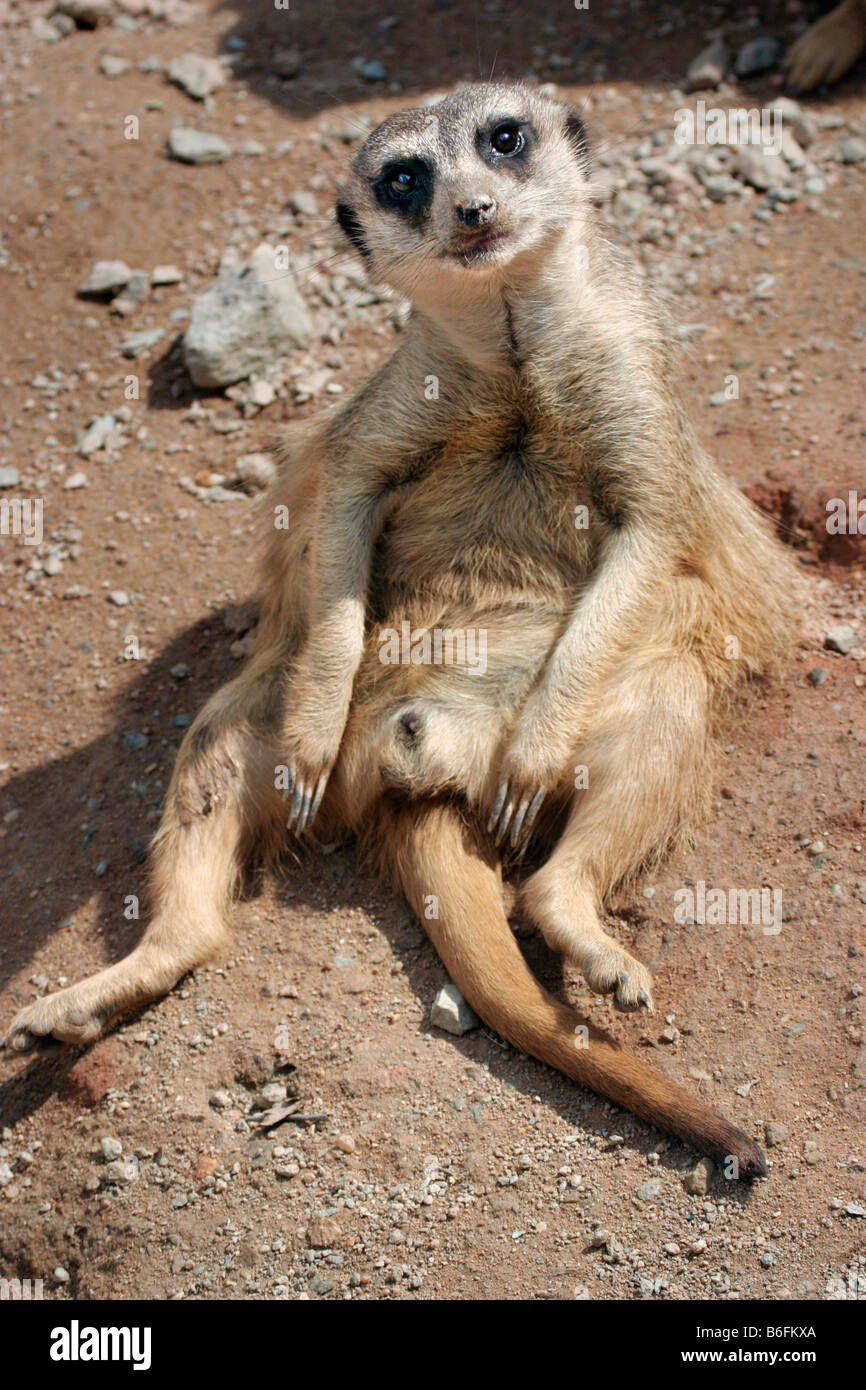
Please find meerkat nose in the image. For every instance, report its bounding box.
[455,196,497,229]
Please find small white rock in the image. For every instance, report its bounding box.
[431,982,480,1036]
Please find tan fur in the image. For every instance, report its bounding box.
[3,85,799,1177]
[785,0,866,91]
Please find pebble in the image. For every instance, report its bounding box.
[233,452,276,492]
[100,1136,123,1161]
[766,97,815,149]
[682,1158,714,1195]
[122,730,148,750]
[685,37,728,92]
[100,55,131,78]
[183,242,313,387]
[77,414,117,457]
[105,1157,139,1184]
[307,1215,342,1248]
[112,269,151,315]
[78,259,132,297]
[64,471,88,490]
[170,662,189,679]
[353,58,387,82]
[54,1266,71,1284]
[637,1177,664,1202]
[765,1121,790,1147]
[108,589,130,607]
[840,137,866,165]
[167,128,233,165]
[249,379,276,408]
[151,265,184,286]
[119,328,164,358]
[734,147,789,192]
[0,466,21,488]
[824,624,857,655]
[209,1090,232,1110]
[430,982,480,1036]
[335,1134,356,1154]
[807,667,828,687]
[167,52,225,101]
[734,37,781,78]
[272,47,302,79]
[288,189,319,217]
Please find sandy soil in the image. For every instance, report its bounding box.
[0,0,864,1301]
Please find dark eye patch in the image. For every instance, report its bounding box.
[335,201,370,260]
[477,117,535,174]
[563,110,592,172]
[373,155,433,228]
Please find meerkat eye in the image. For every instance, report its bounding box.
[490,123,524,156]
[386,167,418,198]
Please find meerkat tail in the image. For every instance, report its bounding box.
[383,800,766,1179]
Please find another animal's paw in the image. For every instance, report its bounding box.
[582,946,655,1014]
[489,706,575,845]
[283,754,332,834]
[2,988,106,1053]
[281,724,341,834]
[784,3,866,92]
[487,778,548,849]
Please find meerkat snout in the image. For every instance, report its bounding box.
[455,195,497,230]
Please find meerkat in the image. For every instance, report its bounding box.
[3,83,799,1177]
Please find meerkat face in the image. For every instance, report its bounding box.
[335,82,591,304]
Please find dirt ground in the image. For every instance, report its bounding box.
[0,0,865,1302]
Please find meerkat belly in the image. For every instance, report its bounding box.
[337,444,603,805]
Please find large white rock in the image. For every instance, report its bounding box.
[183,243,313,388]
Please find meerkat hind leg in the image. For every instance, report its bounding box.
[3,670,282,1053]
[522,652,711,1013]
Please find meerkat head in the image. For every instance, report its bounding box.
[335,82,591,304]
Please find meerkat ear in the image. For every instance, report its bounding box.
[563,109,591,172]
[335,197,370,261]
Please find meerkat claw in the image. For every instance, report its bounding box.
[487,782,508,835]
[494,797,515,845]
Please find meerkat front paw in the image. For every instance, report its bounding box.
[3,987,107,1053]
[581,945,655,1013]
